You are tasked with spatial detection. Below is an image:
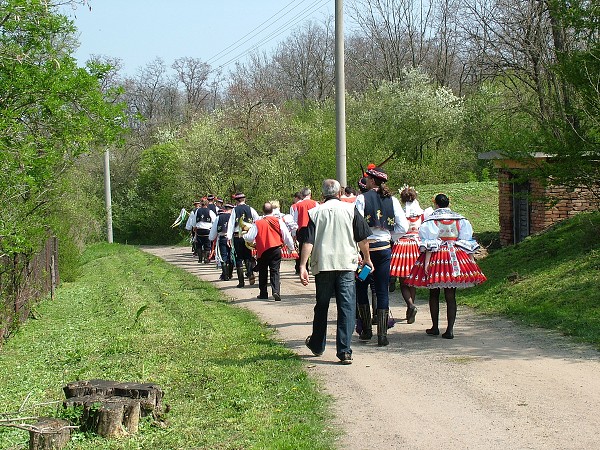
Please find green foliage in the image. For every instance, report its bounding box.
[0,243,334,449]
[463,212,600,348]
[0,0,124,257]
[349,68,463,161]
[115,143,185,244]
[541,0,600,198]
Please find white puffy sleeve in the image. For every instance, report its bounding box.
[456,219,480,253]
[418,220,442,252]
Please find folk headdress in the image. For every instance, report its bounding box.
[365,166,388,182]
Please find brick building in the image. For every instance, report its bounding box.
[480,152,599,246]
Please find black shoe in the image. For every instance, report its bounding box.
[426,328,440,336]
[273,292,281,301]
[305,336,323,356]
[339,352,352,365]
[442,331,454,339]
[256,294,268,299]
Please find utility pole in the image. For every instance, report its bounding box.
[335,0,347,187]
[104,149,114,243]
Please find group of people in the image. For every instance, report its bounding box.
[183,166,486,364]
[185,191,298,301]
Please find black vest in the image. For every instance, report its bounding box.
[363,189,395,231]
[195,207,213,223]
[207,203,217,214]
[234,204,253,223]
[216,213,231,233]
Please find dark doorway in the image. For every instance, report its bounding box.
[512,181,530,243]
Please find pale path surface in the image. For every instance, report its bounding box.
[142,246,600,450]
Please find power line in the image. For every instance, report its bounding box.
[206,0,312,65]
[214,0,330,72]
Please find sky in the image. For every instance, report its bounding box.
[63,0,335,76]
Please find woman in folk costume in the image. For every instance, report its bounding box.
[389,186,423,324]
[355,166,409,346]
[406,193,486,339]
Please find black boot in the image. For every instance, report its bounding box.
[357,304,373,341]
[236,267,245,288]
[220,264,228,281]
[227,262,234,280]
[246,259,256,285]
[377,309,389,347]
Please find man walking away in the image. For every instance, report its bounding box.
[244,202,295,301]
[300,179,373,365]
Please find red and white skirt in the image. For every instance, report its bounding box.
[390,237,420,278]
[406,244,486,289]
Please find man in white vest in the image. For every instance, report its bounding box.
[299,179,373,365]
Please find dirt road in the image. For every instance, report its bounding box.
[142,246,599,450]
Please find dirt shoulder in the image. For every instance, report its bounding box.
[141,245,600,450]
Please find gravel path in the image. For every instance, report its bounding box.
[141,245,600,450]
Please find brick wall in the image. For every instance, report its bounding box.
[498,169,599,245]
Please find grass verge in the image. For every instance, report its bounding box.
[461,211,600,349]
[0,243,334,449]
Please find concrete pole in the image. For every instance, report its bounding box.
[103,149,114,243]
[335,0,347,187]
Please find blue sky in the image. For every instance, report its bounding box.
[64,0,334,76]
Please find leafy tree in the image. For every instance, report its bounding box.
[346,68,474,185]
[0,0,124,255]
[541,0,600,200]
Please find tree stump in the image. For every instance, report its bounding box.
[62,380,162,438]
[28,418,70,450]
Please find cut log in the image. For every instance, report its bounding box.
[28,418,70,450]
[63,379,119,399]
[61,379,163,438]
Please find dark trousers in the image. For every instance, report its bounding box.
[218,236,231,263]
[195,229,211,252]
[233,236,252,268]
[257,246,282,296]
[356,247,392,310]
[307,271,356,359]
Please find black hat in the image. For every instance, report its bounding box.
[207,194,215,201]
[232,192,246,200]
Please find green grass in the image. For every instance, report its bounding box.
[416,181,499,248]
[462,211,600,348]
[0,243,334,449]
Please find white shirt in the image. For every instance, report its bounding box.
[226,203,261,240]
[243,214,295,251]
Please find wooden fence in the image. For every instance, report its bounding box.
[0,236,59,349]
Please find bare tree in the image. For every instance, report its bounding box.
[272,19,335,103]
[172,57,211,117]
